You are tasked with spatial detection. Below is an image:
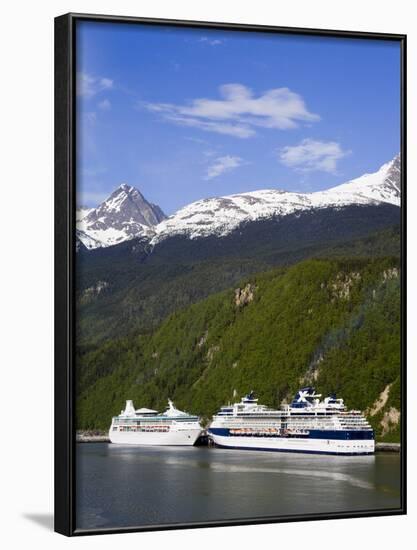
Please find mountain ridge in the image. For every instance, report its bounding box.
[76,205,400,346]
[153,154,400,242]
[76,154,400,250]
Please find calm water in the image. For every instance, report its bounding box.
[76,443,401,530]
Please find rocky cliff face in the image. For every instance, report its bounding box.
[235,284,256,307]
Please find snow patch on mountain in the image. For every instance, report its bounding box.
[152,155,401,242]
[76,229,104,251]
[76,206,93,221]
[326,155,400,206]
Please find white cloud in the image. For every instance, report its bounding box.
[145,83,319,138]
[98,99,111,110]
[77,72,113,98]
[162,113,255,138]
[204,155,244,180]
[199,36,223,46]
[279,139,350,174]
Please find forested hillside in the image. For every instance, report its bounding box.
[76,203,400,346]
[77,256,401,441]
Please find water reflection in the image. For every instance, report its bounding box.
[76,443,401,530]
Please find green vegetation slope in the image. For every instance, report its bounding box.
[76,204,400,346]
[77,256,401,441]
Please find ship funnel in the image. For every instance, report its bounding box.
[123,400,136,417]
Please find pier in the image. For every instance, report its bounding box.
[76,430,400,452]
[375,442,400,452]
[76,431,109,443]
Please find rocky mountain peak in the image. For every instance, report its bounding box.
[384,154,401,197]
[119,183,133,192]
[76,184,166,249]
[327,153,401,206]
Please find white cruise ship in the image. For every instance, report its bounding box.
[208,388,375,455]
[109,399,202,446]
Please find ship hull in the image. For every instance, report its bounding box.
[209,432,375,455]
[109,428,202,446]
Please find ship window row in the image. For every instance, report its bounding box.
[113,417,198,425]
[113,419,173,425]
[117,426,170,433]
[114,417,197,424]
[113,421,172,427]
[217,418,339,424]
[216,421,370,426]
[231,412,344,418]
[218,423,340,430]
[215,412,355,419]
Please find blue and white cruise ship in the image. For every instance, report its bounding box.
[208,388,374,455]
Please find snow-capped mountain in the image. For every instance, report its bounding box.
[77,155,400,250]
[326,154,400,205]
[76,206,93,222]
[152,154,400,242]
[77,184,166,249]
[76,229,103,252]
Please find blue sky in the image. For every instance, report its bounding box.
[76,21,401,215]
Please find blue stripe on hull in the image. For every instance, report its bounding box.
[213,442,374,456]
[309,430,374,440]
[209,428,374,441]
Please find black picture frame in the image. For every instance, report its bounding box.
[54,12,407,537]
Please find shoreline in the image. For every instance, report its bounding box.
[76,432,109,443]
[375,442,401,452]
[76,433,401,452]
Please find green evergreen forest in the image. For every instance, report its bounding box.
[76,254,401,441]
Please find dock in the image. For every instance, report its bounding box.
[76,431,109,443]
[75,430,401,452]
[375,442,401,452]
